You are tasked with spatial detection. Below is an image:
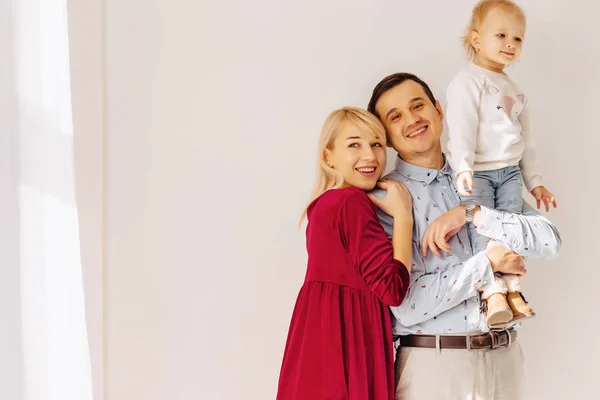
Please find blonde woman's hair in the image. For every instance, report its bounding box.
[299,107,386,225]
[462,0,526,61]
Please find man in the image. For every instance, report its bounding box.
[367,73,561,400]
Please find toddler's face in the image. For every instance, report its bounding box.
[476,7,525,69]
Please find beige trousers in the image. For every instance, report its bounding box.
[395,340,525,400]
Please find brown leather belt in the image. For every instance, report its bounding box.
[399,329,517,350]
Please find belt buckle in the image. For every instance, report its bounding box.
[467,329,512,350]
[489,330,500,349]
[490,329,512,349]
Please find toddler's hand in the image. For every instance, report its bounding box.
[530,186,557,212]
[456,171,473,196]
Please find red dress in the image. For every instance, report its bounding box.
[277,187,410,400]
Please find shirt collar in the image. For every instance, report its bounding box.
[394,155,453,184]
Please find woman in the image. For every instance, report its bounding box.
[277,107,414,399]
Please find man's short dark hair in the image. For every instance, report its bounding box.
[367,73,437,118]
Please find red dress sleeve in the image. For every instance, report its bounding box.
[337,190,410,306]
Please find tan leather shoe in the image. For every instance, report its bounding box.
[486,293,513,329]
[507,292,535,322]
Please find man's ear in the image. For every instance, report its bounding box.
[435,100,444,121]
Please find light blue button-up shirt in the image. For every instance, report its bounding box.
[373,156,561,335]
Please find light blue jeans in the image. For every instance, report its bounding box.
[461,165,524,255]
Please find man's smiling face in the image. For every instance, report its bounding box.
[375,79,444,160]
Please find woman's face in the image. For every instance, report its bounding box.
[325,122,386,191]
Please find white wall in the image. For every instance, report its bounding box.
[0,2,23,398]
[68,0,105,399]
[104,0,599,399]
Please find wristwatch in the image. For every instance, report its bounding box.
[460,201,477,223]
